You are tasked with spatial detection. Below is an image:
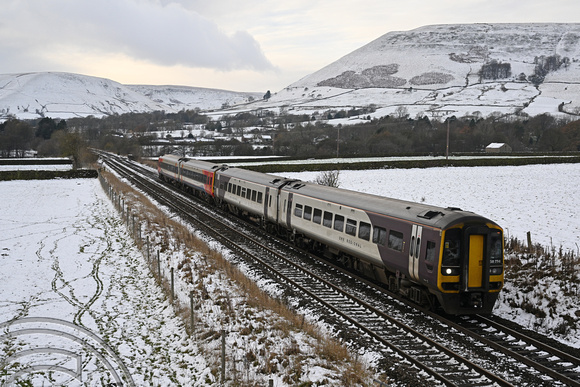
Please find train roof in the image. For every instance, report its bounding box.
[218,166,292,188]
[283,180,498,230]
[159,155,224,171]
[158,154,181,163]
[180,158,224,171]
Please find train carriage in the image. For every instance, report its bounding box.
[179,158,221,197]
[158,154,504,315]
[158,154,181,182]
[214,167,293,227]
[158,157,221,198]
[281,181,504,315]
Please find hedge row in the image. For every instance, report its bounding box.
[0,169,98,181]
[0,158,73,166]
[244,156,580,174]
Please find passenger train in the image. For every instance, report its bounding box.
[158,154,504,315]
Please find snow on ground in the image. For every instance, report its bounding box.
[0,164,72,171]
[0,176,366,386]
[0,179,210,385]
[1,162,579,385]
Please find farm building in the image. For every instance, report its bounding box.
[486,143,512,153]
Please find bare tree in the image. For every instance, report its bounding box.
[314,170,340,188]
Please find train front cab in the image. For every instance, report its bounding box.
[437,223,504,315]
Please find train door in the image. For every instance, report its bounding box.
[408,225,422,281]
[468,234,484,288]
[462,225,491,291]
[264,187,270,220]
[285,193,294,228]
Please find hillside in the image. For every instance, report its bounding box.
[0,72,261,120]
[3,24,580,122]
[248,23,580,121]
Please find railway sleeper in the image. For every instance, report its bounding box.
[415,354,450,362]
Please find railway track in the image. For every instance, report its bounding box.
[457,315,580,385]
[98,152,580,386]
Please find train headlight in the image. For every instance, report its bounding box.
[442,267,459,276]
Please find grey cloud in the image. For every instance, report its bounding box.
[1,0,275,72]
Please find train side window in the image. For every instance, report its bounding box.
[257,192,263,204]
[425,241,436,272]
[313,208,322,224]
[241,187,246,198]
[252,190,257,202]
[228,183,232,193]
[236,185,241,196]
[373,226,387,245]
[345,219,357,236]
[304,206,312,221]
[294,203,303,218]
[334,215,344,232]
[359,222,371,241]
[268,195,272,207]
[323,211,333,228]
[388,230,404,252]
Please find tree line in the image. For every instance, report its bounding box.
[0,117,90,168]
[1,109,580,165]
[272,112,580,158]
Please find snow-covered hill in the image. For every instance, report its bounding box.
[0,72,261,120]
[3,24,580,122]
[250,23,580,121]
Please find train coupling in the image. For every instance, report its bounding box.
[461,292,483,309]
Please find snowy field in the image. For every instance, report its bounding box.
[0,179,211,385]
[0,164,72,171]
[282,163,580,252]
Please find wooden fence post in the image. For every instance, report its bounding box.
[171,267,175,300]
[190,291,195,335]
[221,330,226,384]
[157,250,161,278]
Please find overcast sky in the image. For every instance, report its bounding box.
[2,0,579,92]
